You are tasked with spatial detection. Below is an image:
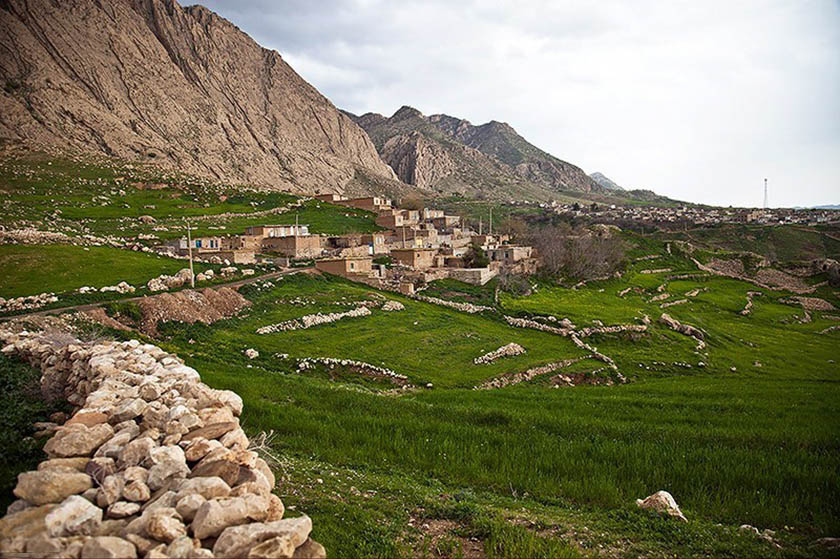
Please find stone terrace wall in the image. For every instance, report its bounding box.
[0,328,325,559]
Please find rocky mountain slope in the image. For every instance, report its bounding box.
[346,106,604,200]
[589,172,624,191]
[0,0,400,195]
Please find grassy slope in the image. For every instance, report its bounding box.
[0,244,210,298]
[143,240,840,557]
[0,151,381,241]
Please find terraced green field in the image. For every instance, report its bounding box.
[138,239,840,558]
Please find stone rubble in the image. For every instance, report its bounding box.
[295,356,410,386]
[473,343,526,365]
[412,294,492,314]
[147,269,195,292]
[739,291,762,316]
[0,292,59,313]
[381,300,405,312]
[257,306,371,334]
[659,313,706,350]
[0,328,324,558]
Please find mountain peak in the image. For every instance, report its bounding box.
[391,105,424,121]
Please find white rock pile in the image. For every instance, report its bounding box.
[296,357,409,385]
[99,282,136,294]
[0,292,59,313]
[381,300,405,312]
[0,329,324,559]
[412,295,492,314]
[474,343,526,365]
[256,306,371,334]
[147,269,195,292]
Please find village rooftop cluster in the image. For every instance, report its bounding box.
[547,201,840,227]
[160,195,535,292]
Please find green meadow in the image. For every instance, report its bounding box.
[138,239,840,557]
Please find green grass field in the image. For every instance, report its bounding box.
[132,238,840,558]
[0,244,210,298]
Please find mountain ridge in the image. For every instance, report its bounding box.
[0,0,401,195]
[346,105,605,201]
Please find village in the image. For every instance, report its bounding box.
[159,194,536,294]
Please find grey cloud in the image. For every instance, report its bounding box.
[200,0,840,206]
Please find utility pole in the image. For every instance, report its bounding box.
[295,212,299,235]
[479,216,483,235]
[763,178,768,209]
[185,219,195,288]
[489,207,493,236]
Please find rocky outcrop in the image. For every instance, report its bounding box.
[0,0,397,194]
[0,328,324,558]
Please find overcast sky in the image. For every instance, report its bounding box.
[201,0,839,207]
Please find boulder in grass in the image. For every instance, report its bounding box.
[635,490,687,522]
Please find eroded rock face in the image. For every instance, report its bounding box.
[0,0,398,194]
[0,328,324,557]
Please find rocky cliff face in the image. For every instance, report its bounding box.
[348,106,602,200]
[0,0,398,194]
[589,172,625,191]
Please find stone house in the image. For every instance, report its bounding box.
[390,248,437,270]
[245,224,309,238]
[315,256,374,278]
[338,196,392,212]
[261,235,322,258]
[487,245,533,264]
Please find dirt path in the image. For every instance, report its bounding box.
[0,267,311,321]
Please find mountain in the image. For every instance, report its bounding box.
[0,0,401,195]
[345,106,603,201]
[589,172,625,191]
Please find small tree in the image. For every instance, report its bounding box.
[464,241,490,268]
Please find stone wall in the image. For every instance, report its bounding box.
[0,328,324,559]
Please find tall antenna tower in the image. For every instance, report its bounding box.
[763,178,768,209]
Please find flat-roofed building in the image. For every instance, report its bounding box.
[245,224,310,238]
[316,256,373,278]
[390,248,437,270]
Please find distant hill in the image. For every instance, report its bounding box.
[589,172,625,191]
[345,106,605,201]
[0,0,401,195]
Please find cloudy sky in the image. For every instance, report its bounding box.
[202,0,839,207]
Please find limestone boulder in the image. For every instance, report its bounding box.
[293,538,327,559]
[145,507,187,543]
[192,495,270,539]
[44,423,115,458]
[81,536,138,558]
[636,490,687,522]
[14,470,93,505]
[212,516,312,558]
[45,495,103,537]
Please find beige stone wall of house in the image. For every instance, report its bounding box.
[262,235,322,258]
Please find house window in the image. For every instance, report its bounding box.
[196,240,202,248]
[349,262,355,270]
